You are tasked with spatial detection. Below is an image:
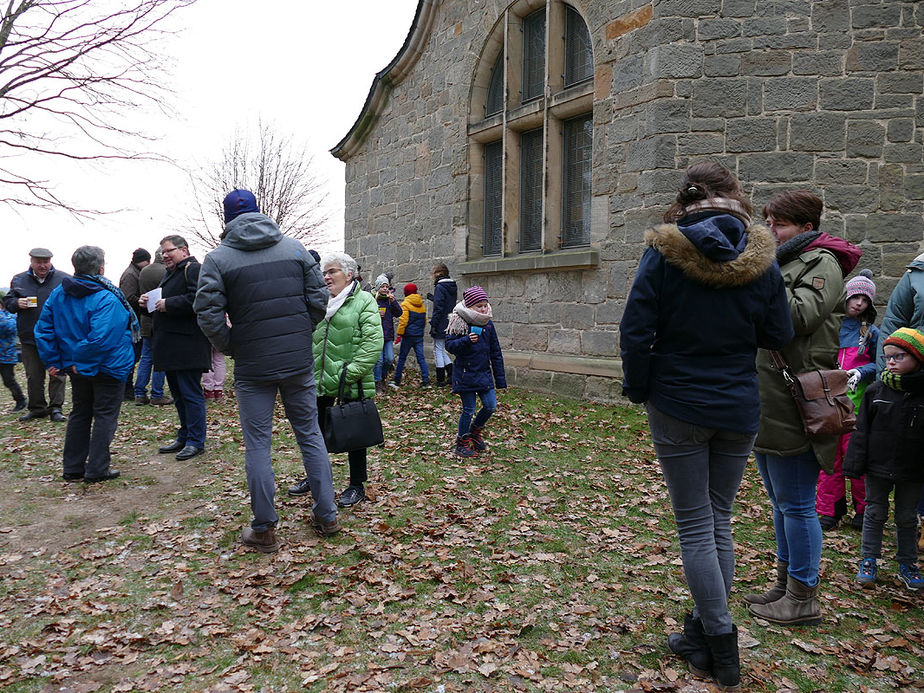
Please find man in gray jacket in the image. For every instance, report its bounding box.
[194,189,338,552]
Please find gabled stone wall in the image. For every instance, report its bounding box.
[336,0,924,401]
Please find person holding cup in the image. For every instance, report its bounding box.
[2,248,69,421]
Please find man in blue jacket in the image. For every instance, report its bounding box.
[34,246,138,483]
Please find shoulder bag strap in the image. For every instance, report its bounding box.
[770,350,798,392]
[336,363,350,403]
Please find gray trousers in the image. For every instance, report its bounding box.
[646,404,756,636]
[235,372,336,532]
[22,342,66,414]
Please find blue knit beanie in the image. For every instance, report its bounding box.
[223,189,259,224]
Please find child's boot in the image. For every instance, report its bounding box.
[435,367,445,387]
[455,435,476,458]
[445,362,453,384]
[856,557,877,587]
[469,426,487,452]
[898,563,924,591]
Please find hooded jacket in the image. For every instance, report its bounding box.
[620,211,793,434]
[194,212,328,382]
[754,231,861,471]
[33,276,135,380]
[0,309,19,365]
[397,292,426,338]
[430,276,457,339]
[313,281,383,399]
[3,266,69,345]
[877,252,924,373]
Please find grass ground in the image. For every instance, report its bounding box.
[0,370,921,692]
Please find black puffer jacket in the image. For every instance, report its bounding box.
[844,376,924,482]
[194,212,328,382]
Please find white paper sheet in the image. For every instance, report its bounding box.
[146,287,162,313]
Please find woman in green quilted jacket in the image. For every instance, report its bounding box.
[288,251,383,508]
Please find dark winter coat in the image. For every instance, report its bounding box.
[194,212,328,382]
[119,262,144,321]
[754,231,861,472]
[2,266,69,345]
[152,256,211,372]
[430,277,457,339]
[34,276,135,381]
[377,295,403,341]
[620,213,793,434]
[844,377,924,483]
[446,321,506,393]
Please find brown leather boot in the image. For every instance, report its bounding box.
[241,526,281,553]
[742,560,788,605]
[748,575,821,626]
[312,513,340,537]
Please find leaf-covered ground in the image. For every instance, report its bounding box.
[0,372,921,692]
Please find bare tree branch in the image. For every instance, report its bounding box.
[182,119,334,250]
[0,0,195,213]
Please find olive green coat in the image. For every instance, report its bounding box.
[754,247,845,473]
[313,282,384,399]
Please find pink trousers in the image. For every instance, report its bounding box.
[201,348,226,392]
[816,431,866,516]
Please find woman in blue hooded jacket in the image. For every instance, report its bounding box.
[34,246,138,483]
[620,162,793,689]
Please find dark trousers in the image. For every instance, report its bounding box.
[166,369,206,448]
[21,342,66,414]
[124,340,143,397]
[62,373,123,478]
[0,363,24,405]
[317,395,367,486]
[861,474,922,565]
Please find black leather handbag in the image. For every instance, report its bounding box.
[323,364,384,453]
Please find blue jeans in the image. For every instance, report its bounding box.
[373,340,394,381]
[457,389,497,437]
[755,450,823,586]
[134,337,165,398]
[393,336,429,384]
[646,405,754,636]
[165,369,206,448]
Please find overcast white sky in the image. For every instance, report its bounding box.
[0,1,419,286]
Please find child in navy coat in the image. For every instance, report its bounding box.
[445,286,506,457]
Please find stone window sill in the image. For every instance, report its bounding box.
[457,248,599,275]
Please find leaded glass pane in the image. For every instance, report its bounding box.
[564,6,593,87]
[486,54,504,117]
[562,115,592,248]
[483,141,503,256]
[522,10,545,102]
[519,128,543,252]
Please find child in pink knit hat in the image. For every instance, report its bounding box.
[445,286,506,457]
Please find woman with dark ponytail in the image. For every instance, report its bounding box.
[621,161,793,689]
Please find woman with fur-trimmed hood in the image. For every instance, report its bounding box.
[620,162,793,690]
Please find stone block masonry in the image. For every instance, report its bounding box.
[335,0,924,402]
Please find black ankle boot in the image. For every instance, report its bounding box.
[667,612,711,677]
[435,367,445,385]
[705,626,740,691]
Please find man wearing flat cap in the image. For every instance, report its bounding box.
[119,248,151,400]
[2,248,70,421]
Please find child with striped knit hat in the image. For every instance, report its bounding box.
[445,286,506,457]
[845,327,924,590]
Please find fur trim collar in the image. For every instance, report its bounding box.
[645,223,777,288]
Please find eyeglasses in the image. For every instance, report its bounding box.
[885,352,908,362]
[322,268,342,277]
[161,246,180,255]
